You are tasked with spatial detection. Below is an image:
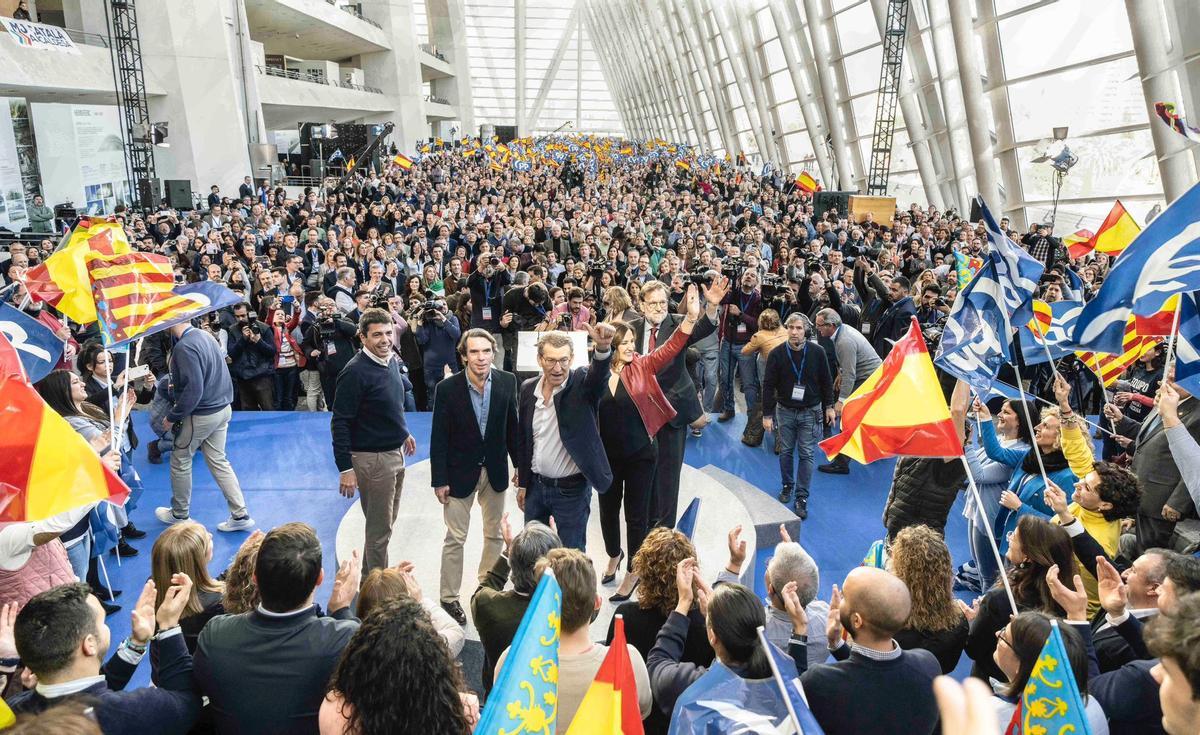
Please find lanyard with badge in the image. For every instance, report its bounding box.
[736,292,752,335]
[788,344,808,401]
[481,276,494,321]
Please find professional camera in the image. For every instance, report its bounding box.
[721,256,744,280]
[585,258,607,274]
[760,272,784,299]
[367,282,390,308]
[687,268,715,287]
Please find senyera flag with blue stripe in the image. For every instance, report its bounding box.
[1074,181,1200,354]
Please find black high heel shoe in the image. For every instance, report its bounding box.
[601,550,625,585]
[609,578,640,603]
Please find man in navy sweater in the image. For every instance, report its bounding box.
[762,314,834,519]
[801,566,941,735]
[331,308,416,577]
[9,578,202,734]
[156,321,253,532]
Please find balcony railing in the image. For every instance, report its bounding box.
[424,94,451,105]
[257,65,383,94]
[419,43,449,63]
[326,1,381,29]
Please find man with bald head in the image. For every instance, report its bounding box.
[800,567,941,735]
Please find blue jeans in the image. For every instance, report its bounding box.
[777,405,823,500]
[970,524,1001,591]
[66,535,91,581]
[525,476,591,551]
[718,340,758,412]
[695,345,719,412]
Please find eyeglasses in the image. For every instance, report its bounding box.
[540,356,571,367]
[996,630,1013,649]
[643,300,669,308]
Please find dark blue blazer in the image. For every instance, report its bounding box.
[430,368,520,498]
[517,351,613,493]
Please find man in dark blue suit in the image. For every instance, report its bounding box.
[430,328,520,625]
[516,324,615,550]
[868,274,917,359]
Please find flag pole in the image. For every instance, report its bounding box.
[758,626,803,732]
[1008,356,1052,487]
[1165,301,1184,376]
[93,529,119,591]
[959,456,1019,615]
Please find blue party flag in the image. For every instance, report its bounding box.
[760,628,825,734]
[0,302,64,383]
[675,497,700,540]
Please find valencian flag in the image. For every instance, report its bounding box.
[22,220,132,324]
[1155,102,1200,144]
[1004,620,1092,735]
[476,571,562,734]
[392,153,414,170]
[90,254,241,348]
[953,251,983,290]
[821,318,962,464]
[0,365,130,523]
[1073,181,1200,354]
[1063,229,1096,259]
[565,616,643,735]
[1077,315,1159,386]
[795,171,820,194]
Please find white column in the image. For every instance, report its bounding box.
[515,0,526,135]
[947,0,1000,208]
[1126,0,1194,202]
[768,0,833,181]
[925,0,973,209]
[657,0,715,150]
[428,0,476,133]
[975,0,1023,223]
[675,0,739,154]
[575,13,582,128]
[718,0,776,162]
[692,0,745,155]
[360,0,428,150]
[800,0,855,189]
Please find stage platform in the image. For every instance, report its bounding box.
[103,410,974,688]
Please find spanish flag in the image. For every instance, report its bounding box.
[565,616,643,735]
[22,220,131,324]
[393,153,414,170]
[1088,200,1140,257]
[489,161,504,172]
[619,145,634,155]
[820,317,962,464]
[1064,228,1096,259]
[795,171,820,194]
[0,368,129,522]
[675,159,691,172]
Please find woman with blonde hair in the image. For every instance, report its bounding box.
[355,566,465,656]
[888,525,969,673]
[151,521,224,652]
[602,285,639,323]
[221,530,265,614]
[740,309,789,449]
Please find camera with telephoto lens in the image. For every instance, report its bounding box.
[585,258,607,275]
[688,268,715,287]
[721,256,744,280]
[368,283,390,308]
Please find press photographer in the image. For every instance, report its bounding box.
[414,295,462,406]
[226,304,276,411]
[302,297,358,409]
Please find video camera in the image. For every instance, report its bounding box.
[585,258,607,275]
[721,256,744,280]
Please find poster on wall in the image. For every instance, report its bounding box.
[0,99,26,229]
[31,102,130,217]
[0,18,80,55]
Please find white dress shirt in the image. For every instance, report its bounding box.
[530,376,581,479]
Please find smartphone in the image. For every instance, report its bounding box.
[125,364,151,382]
[254,255,270,267]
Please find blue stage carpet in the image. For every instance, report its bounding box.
[105,410,974,686]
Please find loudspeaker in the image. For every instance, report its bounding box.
[310,159,325,179]
[137,178,160,210]
[165,179,193,210]
[968,198,983,224]
[494,125,517,143]
[812,190,855,217]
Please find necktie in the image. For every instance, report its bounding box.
[649,324,657,353]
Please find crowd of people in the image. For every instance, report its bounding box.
[1,139,1199,734]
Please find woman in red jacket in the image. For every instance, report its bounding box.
[268,306,306,410]
[601,285,702,602]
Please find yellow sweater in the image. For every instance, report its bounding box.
[1057,421,1120,615]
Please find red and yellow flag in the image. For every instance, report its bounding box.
[675,159,691,172]
[393,153,414,169]
[1090,200,1140,257]
[795,171,820,194]
[22,220,132,324]
[0,371,129,522]
[1027,299,1053,340]
[1077,316,1159,386]
[90,251,197,345]
[820,317,962,464]
[1063,229,1096,259]
[565,616,644,735]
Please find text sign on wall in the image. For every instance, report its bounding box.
[0,19,81,55]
